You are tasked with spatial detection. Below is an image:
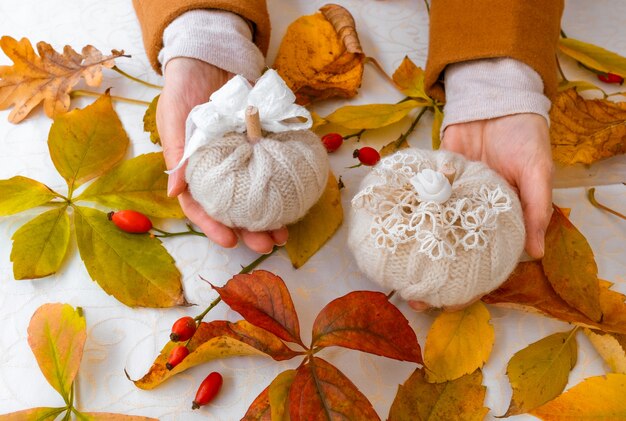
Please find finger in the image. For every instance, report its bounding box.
[238,229,276,254]
[156,95,190,197]
[178,192,238,248]
[408,300,432,312]
[270,227,289,246]
[518,162,554,259]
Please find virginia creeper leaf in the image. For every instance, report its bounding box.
[530,373,626,420]
[48,93,129,191]
[542,206,602,322]
[242,386,272,421]
[76,413,157,421]
[288,357,380,421]
[0,176,57,216]
[73,206,184,308]
[135,320,300,390]
[558,38,626,78]
[504,330,578,416]
[0,36,123,123]
[11,206,70,279]
[273,6,364,105]
[431,105,443,150]
[269,369,296,421]
[321,100,422,130]
[484,261,626,335]
[311,290,422,363]
[424,301,494,383]
[212,270,303,346]
[27,303,86,402]
[0,407,66,421]
[584,329,626,374]
[550,89,626,165]
[77,152,183,218]
[392,56,429,101]
[142,94,160,145]
[286,172,343,268]
[388,368,488,421]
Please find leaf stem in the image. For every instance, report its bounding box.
[588,188,626,221]
[560,28,568,38]
[422,0,430,14]
[556,57,569,83]
[112,65,163,90]
[70,90,151,106]
[343,129,366,141]
[193,246,280,324]
[606,91,626,99]
[365,56,397,90]
[152,224,206,238]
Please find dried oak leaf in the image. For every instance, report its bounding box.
[0,36,123,123]
[273,4,364,105]
[550,88,626,165]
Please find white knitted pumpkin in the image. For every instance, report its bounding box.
[348,148,525,308]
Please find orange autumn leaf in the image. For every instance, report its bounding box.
[0,36,124,123]
[542,206,603,322]
[242,385,272,421]
[483,261,626,335]
[273,4,364,105]
[550,88,626,165]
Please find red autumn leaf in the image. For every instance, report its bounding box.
[288,357,380,421]
[542,206,603,322]
[483,261,626,335]
[311,291,422,363]
[241,385,271,421]
[212,270,304,346]
[134,320,301,390]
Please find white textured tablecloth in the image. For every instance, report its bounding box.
[0,1,625,419]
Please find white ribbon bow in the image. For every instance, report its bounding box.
[169,69,312,173]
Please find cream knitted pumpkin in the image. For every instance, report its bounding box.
[176,69,329,232]
[348,148,525,308]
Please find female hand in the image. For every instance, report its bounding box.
[157,57,288,253]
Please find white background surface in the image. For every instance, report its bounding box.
[0,0,625,419]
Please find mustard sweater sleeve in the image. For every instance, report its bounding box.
[424,0,564,102]
[133,0,270,74]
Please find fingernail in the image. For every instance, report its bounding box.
[276,240,288,247]
[167,174,177,197]
[536,229,545,257]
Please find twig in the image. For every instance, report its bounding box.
[422,0,430,14]
[556,56,569,83]
[152,224,206,238]
[588,188,626,221]
[112,65,163,89]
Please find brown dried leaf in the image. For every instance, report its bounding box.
[550,88,626,165]
[584,329,626,374]
[0,36,123,123]
[273,5,364,105]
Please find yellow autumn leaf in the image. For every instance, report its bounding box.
[388,368,488,421]
[285,171,343,268]
[48,93,129,191]
[431,106,444,150]
[504,329,578,416]
[558,80,603,93]
[0,176,57,216]
[584,329,626,374]
[559,38,626,78]
[11,206,71,279]
[273,4,364,105]
[142,94,160,145]
[78,413,157,421]
[322,100,422,130]
[550,88,626,165]
[0,36,123,123]
[424,301,494,383]
[0,407,66,421]
[27,303,86,401]
[392,56,430,101]
[269,369,296,421]
[531,373,626,420]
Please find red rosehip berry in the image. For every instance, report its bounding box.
[166,345,189,370]
[321,133,344,153]
[192,372,223,410]
[107,210,152,234]
[170,316,197,342]
[597,72,624,84]
[353,147,380,166]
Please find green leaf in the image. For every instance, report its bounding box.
[504,329,578,416]
[11,206,70,279]
[73,206,185,308]
[143,94,160,145]
[77,152,183,218]
[323,100,423,130]
[559,38,626,78]
[431,105,443,150]
[269,369,296,421]
[0,176,57,216]
[48,93,129,192]
[27,303,86,403]
[388,368,488,421]
[0,407,67,421]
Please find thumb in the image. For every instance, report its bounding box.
[517,162,554,259]
[156,95,189,197]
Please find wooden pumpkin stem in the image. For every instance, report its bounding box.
[245,106,263,144]
[442,162,456,185]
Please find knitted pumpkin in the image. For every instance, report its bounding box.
[348,148,525,308]
[176,70,329,231]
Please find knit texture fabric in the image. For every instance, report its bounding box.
[348,148,525,308]
[186,130,329,231]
